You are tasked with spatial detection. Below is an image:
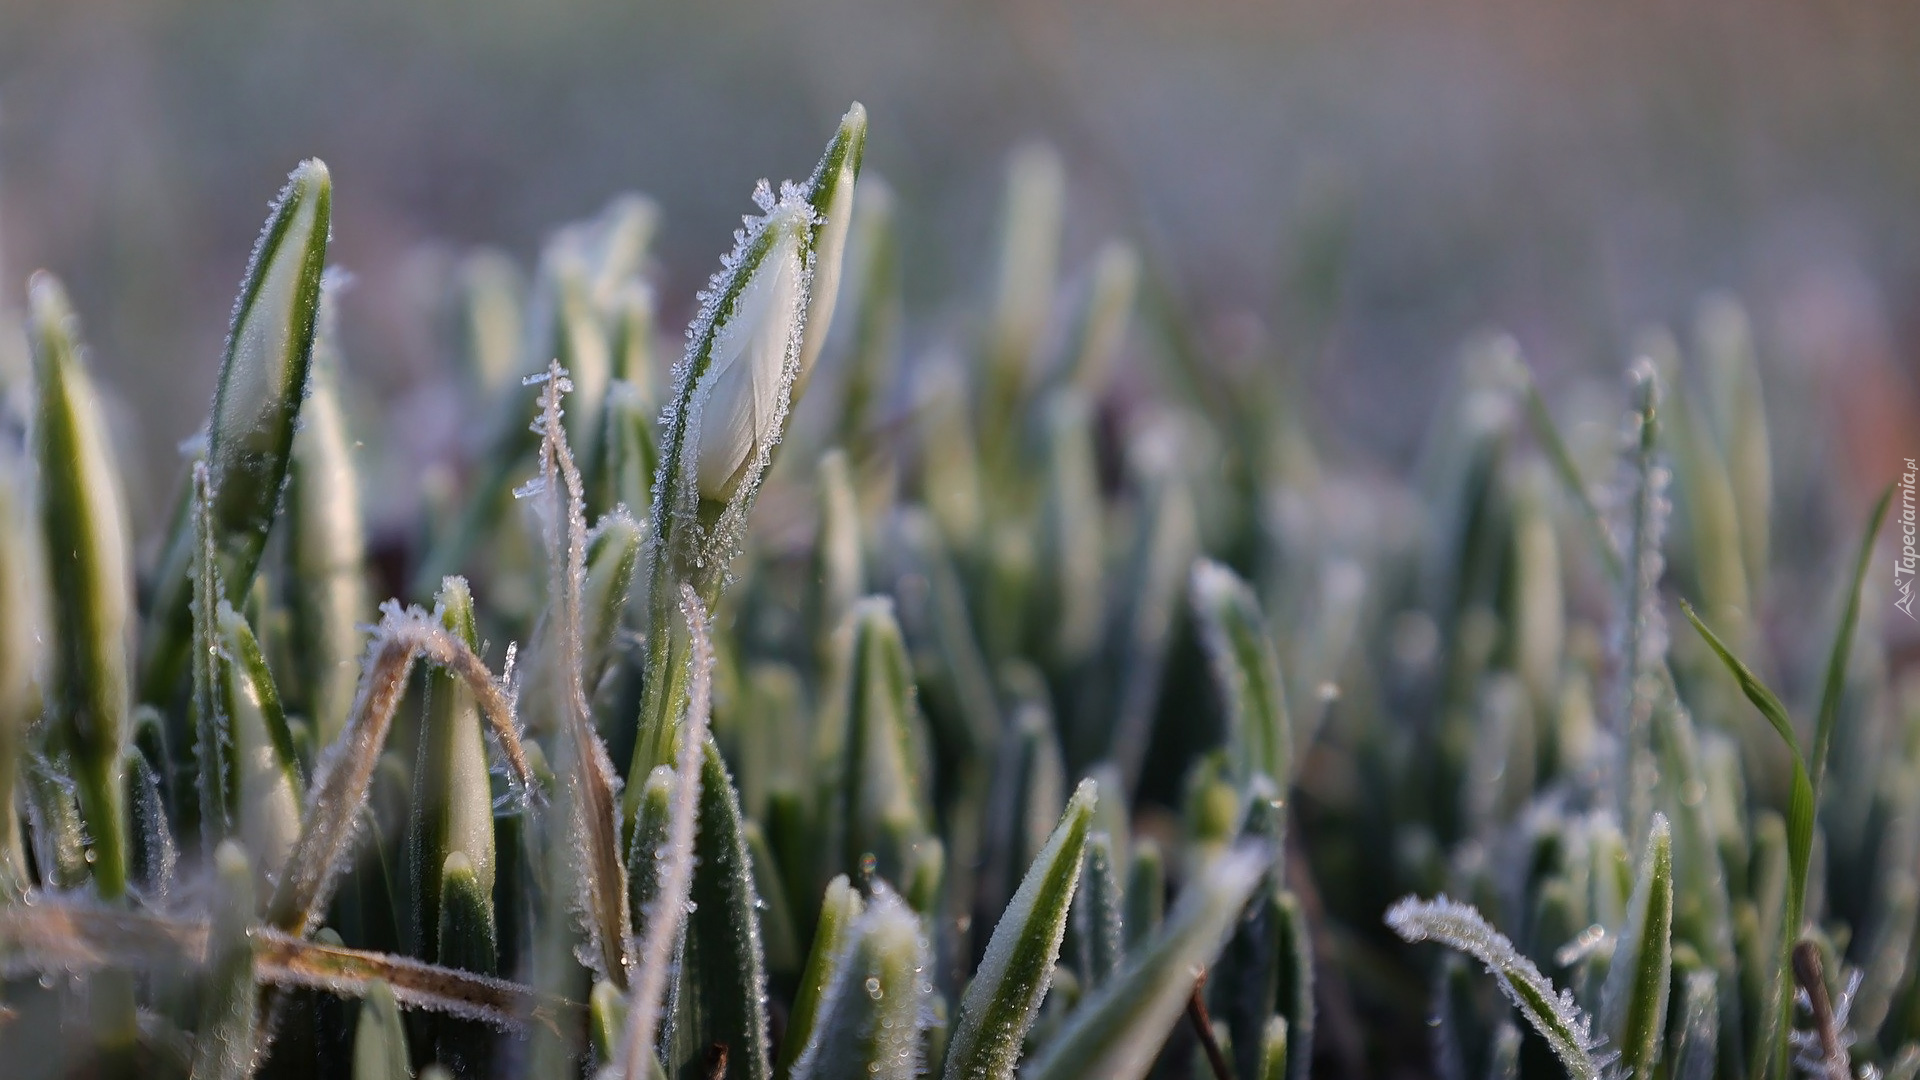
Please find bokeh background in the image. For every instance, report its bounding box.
[1,0,1916,534]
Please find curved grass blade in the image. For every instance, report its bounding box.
[1386,895,1607,1080]
[1024,845,1267,1080]
[253,928,562,1029]
[941,778,1096,1080]
[1681,601,1814,934]
[1512,358,1623,585]
[1191,559,1292,793]
[27,272,132,899]
[267,604,535,937]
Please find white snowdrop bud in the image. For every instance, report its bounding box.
[691,204,811,504]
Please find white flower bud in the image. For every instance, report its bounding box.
[691,206,810,504]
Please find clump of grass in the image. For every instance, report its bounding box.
[0,100,1909,1080]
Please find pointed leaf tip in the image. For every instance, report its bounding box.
[941,778,1097,1080]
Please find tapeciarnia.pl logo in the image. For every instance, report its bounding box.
[1899,458,1918,620]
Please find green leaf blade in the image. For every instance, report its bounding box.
[941,778,1096,1080]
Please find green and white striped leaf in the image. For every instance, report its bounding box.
[1191,559,1292,792]
[778,874,864,1078]
[815,596,932,886]
[1599,814,1673,1079]
[789,887,929,1080]
[665,739,772,1080]
[146,160,332,702]
[941,778,1096,1080]
[413,578,496,966]
[27,272,132,899]
[214,602,303,883]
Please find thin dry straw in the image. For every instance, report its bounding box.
[527,361,632,988]
[266,603,537,936]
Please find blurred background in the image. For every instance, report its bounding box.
[1,0,1916,535]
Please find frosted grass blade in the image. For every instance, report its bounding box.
[941,778,1096,1080]
[1024,845,1267,1080]
[614,587,716,1080]
[214,602,304,882]
[788,888,929,1080]
[815,596,931,885]
[1671,969,1718,1080]
[1386,895,1606,1080]
[1599,815,1673,1079]
[665,739,773,1080]
[778,875,863,1079]
[145,161,332,702]
[623,764,675,944]
[1072,832,1125,989]
[1191,559,1292,792]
